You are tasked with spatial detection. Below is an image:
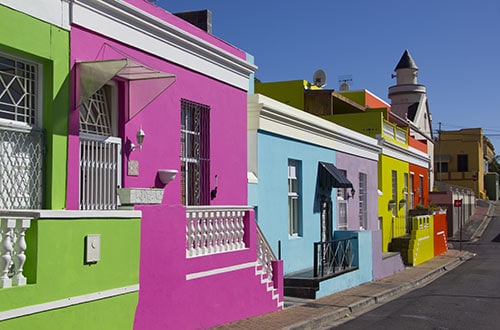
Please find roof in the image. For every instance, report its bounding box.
[395,49,418,71]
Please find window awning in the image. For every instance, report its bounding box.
[318,161,353,189]
[77,59,176,121]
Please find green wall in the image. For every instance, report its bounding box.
[0,217,140,329]
[255,80,309,109]
[0,5,70,209]
[324,111,383,138]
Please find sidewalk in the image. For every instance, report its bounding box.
[214,201,494,330]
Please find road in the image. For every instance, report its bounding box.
[332,206,500,329]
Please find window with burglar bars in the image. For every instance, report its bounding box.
[0,54,37,125]
[0,53,43,209]
[358,172,367,230]
[79,85,121,210]
[180,99,210,206]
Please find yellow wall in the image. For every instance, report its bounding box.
[379,154,410,252]
[408,215,435,265]
[435,128,486,198]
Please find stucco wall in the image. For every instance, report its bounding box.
[0,216,140,329]
[251,131,338,274]
[68,25,249,208]
[134,205,281,329]
[0,4,70,209]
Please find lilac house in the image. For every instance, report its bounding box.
[68,0,282,328]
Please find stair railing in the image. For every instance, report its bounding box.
[256,224,277,282]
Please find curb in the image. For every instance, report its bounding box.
[284,251,474,330]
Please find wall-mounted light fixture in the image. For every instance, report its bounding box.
[347,187,356,200]
[130,126,145,152]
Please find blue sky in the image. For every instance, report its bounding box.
[158,1,500,150]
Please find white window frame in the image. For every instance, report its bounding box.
[358,172,368,230]
[288,159,300,237]
[391,170,397,216]
[0,51,42,129]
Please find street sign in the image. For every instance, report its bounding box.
[454,199,462,207]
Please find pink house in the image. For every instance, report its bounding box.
[68,0,283,328]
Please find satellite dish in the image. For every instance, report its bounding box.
[312,69,327,87]
[339,82,349,91]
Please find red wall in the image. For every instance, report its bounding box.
[409,164,429,207]
[434,212,448,256]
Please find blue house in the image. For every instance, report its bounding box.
[248,93,381,298]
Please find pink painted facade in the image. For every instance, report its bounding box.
[67,0,283,328]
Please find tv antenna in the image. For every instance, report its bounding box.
[338,74,352,91]
[312,69,327,87]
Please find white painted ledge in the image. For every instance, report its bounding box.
[0,284,139,321]
[0,209,142,219]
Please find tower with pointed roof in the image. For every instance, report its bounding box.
[388,49,435,190]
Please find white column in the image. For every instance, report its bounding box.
[0,218,16,288]
[12,218,31,286]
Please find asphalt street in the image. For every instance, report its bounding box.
[332,206,500,329]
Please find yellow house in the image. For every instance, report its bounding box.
[434,128,487,198]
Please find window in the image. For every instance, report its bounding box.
[0,54,38,126]
[391,170,397,216]
[457,155,468,172]
[181,99,210,206]
[359,172,368,230]
[436,162,448,172]
[288,160,300,236]
[403,173,408,210]
[79,84,121,210]
[419,175,424,205]
[0,53,43,209]
[409,173,415,209]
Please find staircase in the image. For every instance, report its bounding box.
[255,263,284,309]
[284,276,319,299]
[388,235,411,265]
[256,225,284,309]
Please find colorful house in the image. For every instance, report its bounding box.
[248,92,379,298]
[435,128,489,199]
[1,1,283,329]
[0,1,141,328]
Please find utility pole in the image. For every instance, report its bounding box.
[438,122,442,181]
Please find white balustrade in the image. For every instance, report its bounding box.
[0,217,31,288]
[186,206,249,257]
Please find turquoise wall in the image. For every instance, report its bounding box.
[250,131,337,274]
[316,230,373,298]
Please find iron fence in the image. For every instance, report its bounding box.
[313,236,358,278]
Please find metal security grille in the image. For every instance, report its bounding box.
[0,126,43,209]
[79,85,120,210]
[0,55,37,125]
[180,99,210,206]
[79,135,121,210]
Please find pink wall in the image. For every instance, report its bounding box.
[68,25,249,208]
[123,0,245,59]
[134,205,283,329]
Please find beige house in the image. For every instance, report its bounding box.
[434,128,490,198]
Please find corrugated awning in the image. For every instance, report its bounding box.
[318,161,353,189]
[77,59,176,120]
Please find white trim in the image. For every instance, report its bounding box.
[0,284,139,321]
[0,0,70,30]
[0,210,141,219]
[186,261,257,280]
[379,138,429,168]
[71,0,256,91]
[248,94,381,161]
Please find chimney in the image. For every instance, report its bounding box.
[174,10,212,34]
